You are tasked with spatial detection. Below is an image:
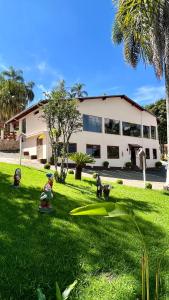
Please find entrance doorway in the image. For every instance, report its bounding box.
[130,147,136,166]
[37,137,43,159]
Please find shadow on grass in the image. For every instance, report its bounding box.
[0,170,167,300]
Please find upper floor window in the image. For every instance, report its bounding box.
[22,118,26,134]
[145,148,150,159]
[107,146,119,159]
[151,126,156,139]
[143,125,150,138]
[86,144,101,158]
[122,122,141,137]
[105,118,120,135]
[83,114,102,133]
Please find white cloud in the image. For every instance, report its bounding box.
[134,85,165,104]
[37,61,48,73]
[37,84,48,93]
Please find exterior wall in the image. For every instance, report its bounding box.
[17,96,160,168]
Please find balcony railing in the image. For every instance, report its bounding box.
[4,132,17,140]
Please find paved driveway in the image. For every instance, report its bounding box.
[0,152,166,190]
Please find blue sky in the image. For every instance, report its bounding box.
[0,0,165,106]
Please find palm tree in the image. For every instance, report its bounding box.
[2,66,24,82]
[0,67,35,121]
[71,83,88,98]
[69,152,95,180]
[112,0,169,183]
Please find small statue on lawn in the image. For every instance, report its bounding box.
[102,184,111,201]
[39,173,54,213]
[96,174,102,198]
[13,168,21,188]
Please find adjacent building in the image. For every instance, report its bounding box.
[5,95,160,168]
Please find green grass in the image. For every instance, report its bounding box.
[0,162,169,299]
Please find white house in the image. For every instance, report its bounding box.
[6,95,160,168]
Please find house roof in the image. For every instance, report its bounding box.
[5,94,154,124]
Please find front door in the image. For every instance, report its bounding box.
[37,137,43,159]
[131,147,136,166]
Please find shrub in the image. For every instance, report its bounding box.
[103,161,109,168]
[40,159,47,164]
[68,169,74,174]
[93,172,98,179]
[116,179,123,184]
[145,182,152,189]
[125,161,132,168]
[44,163,51,170]
[155,161,162,168]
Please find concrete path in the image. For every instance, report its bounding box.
[0,152,166,190]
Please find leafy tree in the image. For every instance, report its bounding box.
[71,83,88,98]
[0,66,35,121]
[69,152,95,180]
[145,99,167,153]
[112,0,169,183]
[43,81,82,183]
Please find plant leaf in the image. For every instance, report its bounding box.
[70,203,132,218]
[56,282,63,300]
[62,280,77,300]
[37,288,46,300]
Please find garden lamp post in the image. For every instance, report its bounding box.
[138,147,146,188]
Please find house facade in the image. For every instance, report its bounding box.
[6,95,160,168]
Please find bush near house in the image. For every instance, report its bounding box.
[125,161,132,169]
[44,163,51,170]
[155,161,162,168]
[103,161,109,168]
[68,169,74,174]
[145,182,152,189]
[116,179,123,185]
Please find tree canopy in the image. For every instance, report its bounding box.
[0,66,35,121]
[145,99,167,147]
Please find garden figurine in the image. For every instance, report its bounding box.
[13,168,21,187]
[96,174,102,198]
[39,173,54,213]
[102,184,111,201]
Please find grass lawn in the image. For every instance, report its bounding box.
[0,162,169,299]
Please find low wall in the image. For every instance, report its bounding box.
[0,140,19,152]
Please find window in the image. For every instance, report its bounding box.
[22,118,26,134]
[68,143,77,153]
[105,119,120,135]
[145,148,150,159]
[83,115,102,133]
[153,149,157,159]
[143,126,150,138]
[34,110,39,115]
[107,146,119,159]
[122,122,141,137]
[151,126,156,139]
[86,144,101,158]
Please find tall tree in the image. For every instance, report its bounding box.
[71,83,88,98]
[0,67,35,121]
[43,81,82,183]
[112,0,169,183]
[145,99,167,153]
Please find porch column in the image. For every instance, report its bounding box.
[0,129,4,140]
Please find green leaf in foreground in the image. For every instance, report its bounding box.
[70,203,133,218]
[37,288,46,300]
[62,280,77,300]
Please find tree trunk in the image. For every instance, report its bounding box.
[165,63,169,184]
[75,166,82,180]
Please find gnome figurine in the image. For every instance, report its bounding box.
[39,173,54,213]
[13,168,21,187]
